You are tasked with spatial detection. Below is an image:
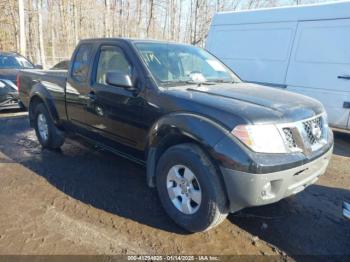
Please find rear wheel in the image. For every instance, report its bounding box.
[33,103,65,149]
[156,143,228,232]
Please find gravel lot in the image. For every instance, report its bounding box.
[0,110,349,258]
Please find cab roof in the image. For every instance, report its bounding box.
[79,38,190,46]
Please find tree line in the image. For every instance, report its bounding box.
[0,0,326,68]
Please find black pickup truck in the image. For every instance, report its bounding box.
[19,38,333,232]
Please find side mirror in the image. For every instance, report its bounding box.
[106,71,133,89]
[35,64,43,69]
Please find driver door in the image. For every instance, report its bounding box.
[90,44,147,150]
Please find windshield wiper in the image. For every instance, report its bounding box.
[206,79,235,84]
[160,79,235,87]
[160,80,193,85]
[160,80,216,86]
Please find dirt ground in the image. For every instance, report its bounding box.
[0,110,349,258]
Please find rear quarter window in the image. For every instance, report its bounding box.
[71,44,93,82]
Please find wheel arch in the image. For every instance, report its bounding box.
[145,113,230,188]
[28,85,60,128]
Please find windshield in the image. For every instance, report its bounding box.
[134,42,240,86]
[0,54,34,69]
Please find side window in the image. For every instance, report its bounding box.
[71,44,93,82]
[96,46,132,85]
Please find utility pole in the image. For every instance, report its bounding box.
[18,0,26,56]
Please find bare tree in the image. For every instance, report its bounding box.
[147,0,154,37]
[37,0,46,68]
[0,0,326,67]
[18,0,26,56]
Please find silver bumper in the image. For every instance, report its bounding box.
[221,147,333,212]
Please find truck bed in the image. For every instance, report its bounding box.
[19,69,68,122]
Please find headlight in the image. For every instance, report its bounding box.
[231,124,287,153]
[0,80,5,88]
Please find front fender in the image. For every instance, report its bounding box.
[148,112,230,149]
[146,112,232,187]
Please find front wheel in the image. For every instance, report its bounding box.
[33,103,65,149]
[156,143,228,232]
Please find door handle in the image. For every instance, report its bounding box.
[87,91,97,110]
[88,91,96,101]
[338,75,350,80]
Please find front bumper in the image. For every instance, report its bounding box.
[221,146,333,212]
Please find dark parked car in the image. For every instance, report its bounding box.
[18,38,333,232]
[50,60,70,70]
[0,52,38,110]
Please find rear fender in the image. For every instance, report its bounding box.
[29,84,60,127]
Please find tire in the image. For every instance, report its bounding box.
[33,103,65,149]
[156,143,228,232]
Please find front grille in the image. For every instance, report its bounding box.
[282,128,297,149]
[278,114,327,154]
[302,116,323,145]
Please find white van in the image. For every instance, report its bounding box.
[206,1,350,130]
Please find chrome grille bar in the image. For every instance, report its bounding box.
[277,114,328,155]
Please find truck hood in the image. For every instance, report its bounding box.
[164,82,324,126]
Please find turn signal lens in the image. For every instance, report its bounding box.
[231,125,254,147]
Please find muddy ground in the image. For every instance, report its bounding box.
[0,110,349,258]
